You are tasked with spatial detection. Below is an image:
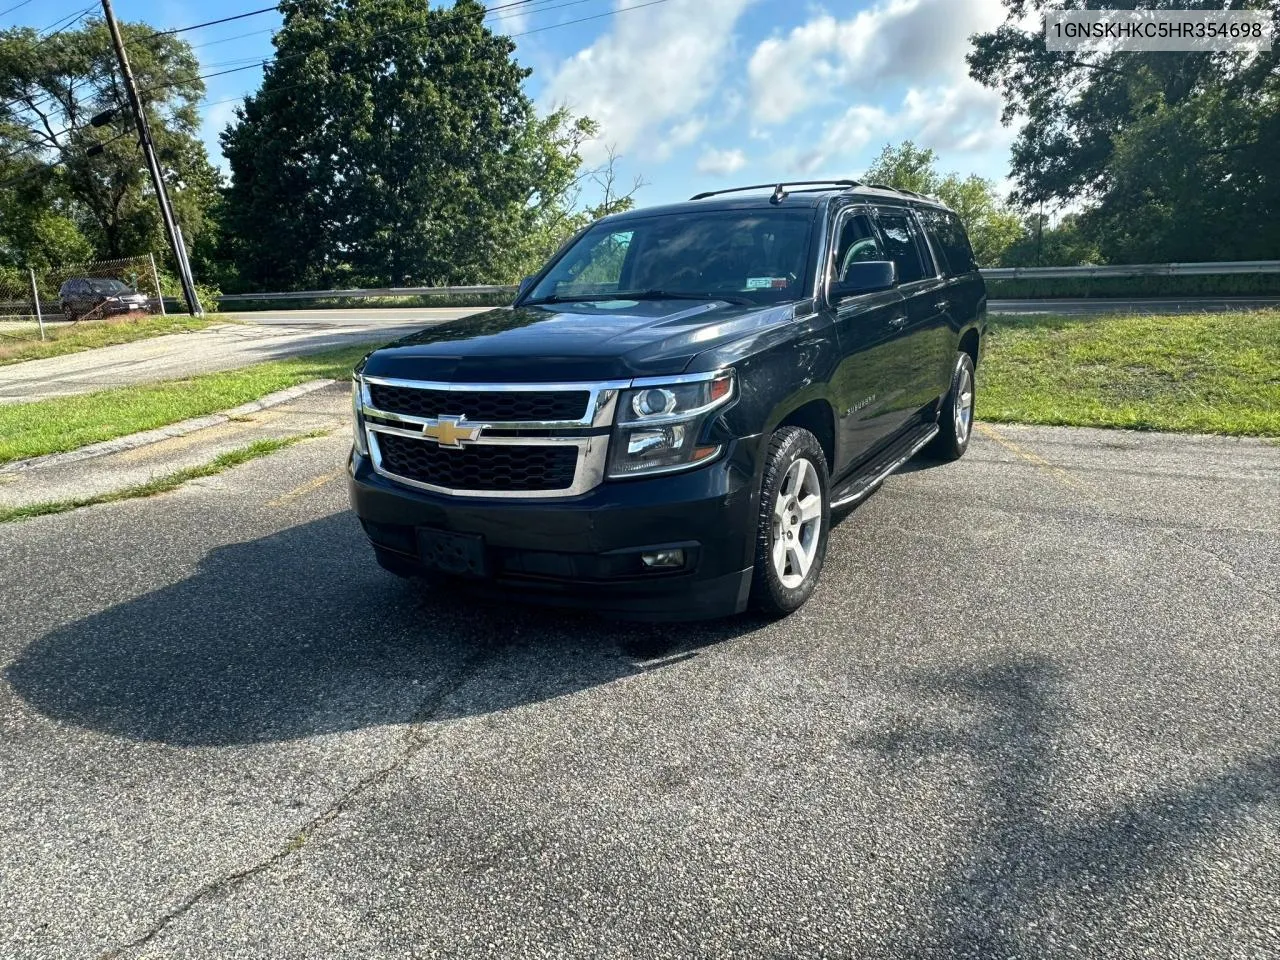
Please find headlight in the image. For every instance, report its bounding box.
[351,376,369,456]
[608,370,734,478]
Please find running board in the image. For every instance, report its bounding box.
[828,424,939,509]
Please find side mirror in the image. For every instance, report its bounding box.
[516,275,536,301]
[830,260,897,301]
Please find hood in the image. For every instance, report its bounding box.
[359,298,800,382]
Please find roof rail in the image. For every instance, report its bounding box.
[689,179,861,204]
[866,183,934,202]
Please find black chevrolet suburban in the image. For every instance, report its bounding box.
[349,179,986,620]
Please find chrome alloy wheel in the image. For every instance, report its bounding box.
[954,363,974,445]
[770,457,823,589]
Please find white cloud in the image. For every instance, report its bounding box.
[489,6,530,35]
[652,115,708,161]
[696,147,747,176]
[786,105,894,174]
[747,0,1006,124]
[540,0,756,164]
[745,0,1019,178]
[900,83,1009,153]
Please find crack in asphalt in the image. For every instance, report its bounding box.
[96,642,502,960]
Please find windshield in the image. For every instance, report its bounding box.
[89,279,131,294]
[526,208,816,306]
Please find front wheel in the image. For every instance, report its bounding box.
[750,426,831,617]
[929,352,975,461]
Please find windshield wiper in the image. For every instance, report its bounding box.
[614,289,755,306]
[524,290,755,307]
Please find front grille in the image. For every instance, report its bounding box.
[376,433,579,492]
[368,384,590,423]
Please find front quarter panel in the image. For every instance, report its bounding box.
[692,302,840,478]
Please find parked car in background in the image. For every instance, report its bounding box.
[349,179,987,621]
[57,277,150,321]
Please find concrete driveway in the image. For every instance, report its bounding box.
[1,423,1276,958]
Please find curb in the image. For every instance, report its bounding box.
[0,379,340,475]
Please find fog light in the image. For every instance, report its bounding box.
[641,549,685,570]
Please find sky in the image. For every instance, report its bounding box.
[7,0,1023,208]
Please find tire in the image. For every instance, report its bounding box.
[749,426,831,617]
[929,351,976,462]
[374,546,419,580]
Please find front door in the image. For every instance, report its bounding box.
[872,205,950,417]
[826,206,914,474]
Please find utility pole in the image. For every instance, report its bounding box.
[101,0,202,316]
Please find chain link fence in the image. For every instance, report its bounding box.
[0,255,165,342]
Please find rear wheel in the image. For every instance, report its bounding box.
[750,426,831,616]
[929,351,975,461]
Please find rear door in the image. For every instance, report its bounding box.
[826,204,914,471]
[871,205,950,417]
[920,206,986,375]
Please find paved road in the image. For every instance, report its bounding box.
[5,298,1274,403]
[0,311,476,404]
[223,306,499,325]
[1,424,1277,958]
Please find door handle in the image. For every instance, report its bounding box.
[935,300,950,312]
[889,314,908,328]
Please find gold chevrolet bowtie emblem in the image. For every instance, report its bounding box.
[422,415,482,448]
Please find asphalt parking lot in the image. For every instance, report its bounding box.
[1,424,1277,958]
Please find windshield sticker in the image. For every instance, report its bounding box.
[746,277,788,290]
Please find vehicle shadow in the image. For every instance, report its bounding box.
[850,657,1280,955]
[4,513,756,748]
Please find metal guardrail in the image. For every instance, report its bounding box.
[213,261,1280,304]
[216,284,516,303]
[980,260,1280,280]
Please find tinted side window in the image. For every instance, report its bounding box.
[875,210,927,284]
[832,211,885,282]
[924,210,978,276]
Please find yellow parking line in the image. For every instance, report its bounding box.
[976,423,1091,494]
[269,470,342,507]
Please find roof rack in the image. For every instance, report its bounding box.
[689,179,861,204]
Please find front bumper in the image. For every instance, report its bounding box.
[348,437,763,621]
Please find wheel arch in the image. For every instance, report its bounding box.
[772,398,836,473]
[958,325,981,368]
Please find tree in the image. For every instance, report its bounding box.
[998,212,1100,267]
[0,18,221,265]
[221,0,637,290]
[862,141,1023,266]
[969,0,1280,262]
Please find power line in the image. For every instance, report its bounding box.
[0,129,128,190]
[140,4,278,42]
[188,25,274,51]
[148,0,658,98]
[511,0,671,38]
[0,0,37,19]
[193,0,604,73]
[0,3,96,110]
[35,3,95,39]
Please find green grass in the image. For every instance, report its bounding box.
[0,313,220,365]
[0,343,373,465]
[0,434,319,524]
[980,309,1280,436]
